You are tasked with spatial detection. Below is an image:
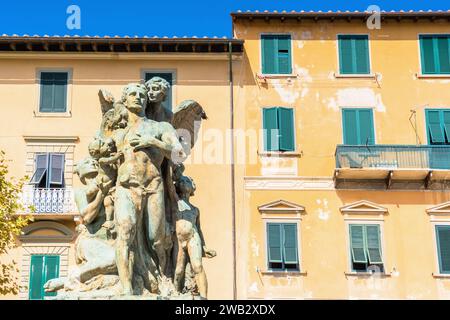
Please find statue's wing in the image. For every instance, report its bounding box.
[98,89,115,115]
[172,100,207,151]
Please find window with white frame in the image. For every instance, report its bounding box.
[266,222,299,271]
[349,224,384,273]
[435,225,450,274]
[29,153,65,188]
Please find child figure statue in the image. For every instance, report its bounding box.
[88,137,123,232]
[173,175,216,298]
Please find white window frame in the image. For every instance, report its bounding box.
[335,33,375,78]
[259,33,295,77]
[259,106,299,156]
[344,218,388,276]
[417,33,450,78]
[35,68,73,117]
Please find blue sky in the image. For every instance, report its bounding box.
[0,0,449,38]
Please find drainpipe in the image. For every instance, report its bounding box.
[228,41,237,300]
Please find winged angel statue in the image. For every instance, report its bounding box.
[43,77,215,299]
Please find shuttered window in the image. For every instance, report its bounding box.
[39,72,68,112]
[436,225,450,274]
[420,35,450,75]
[349,224,383,272]
[426,109,450,144]
[145,72,173,111]
[267,222,299,271]
[263,107,295,152]
[338,35,370,74]
[342,108,375,145]
[29,255,60,300]
[29,153,65,188]
[261,34,292,74]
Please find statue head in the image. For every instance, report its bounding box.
[74,157,98,184]
[175,175,196,198]
[88,138,102,160]
[121,83,148,114]
[88,137,116,160]
[145,77,170,104]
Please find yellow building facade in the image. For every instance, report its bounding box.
[232,11,450,299]
[1,10,450,300]
[0,36,243,300]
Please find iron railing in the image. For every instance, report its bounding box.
[20,186,76,214]
[335,145,450,170]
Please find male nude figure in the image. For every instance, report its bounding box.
[113,83,185,295]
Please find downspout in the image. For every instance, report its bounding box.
[228,41,237,300]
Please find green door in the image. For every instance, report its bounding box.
[29,255,60,300]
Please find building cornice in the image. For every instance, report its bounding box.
[0,36,244,54]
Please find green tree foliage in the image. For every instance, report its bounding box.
[0,151,31,295]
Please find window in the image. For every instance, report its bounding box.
[29,153,65,188]
[420,35,450,75]
[349,224,384,273]
[29,255,60,300]
[263,107,295,152]
[436,225,450,274]
[145,72,173,111]
[338,35,370,75]
[425,109,450,145]
[261,34,292,74]
[342,108,375,145]
[39,72,68,112]
[267,223,299,271]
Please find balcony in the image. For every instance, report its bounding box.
[19,186,78,220]
[335,145,450,189]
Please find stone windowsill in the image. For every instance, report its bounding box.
[432,273,450,278]
[334,72,377,79]
[34,111,72,118]
[258,151,302,158]
[344,271,392,277]
[256,73,298,79]
[416,73,450,79]
[261,270,307,276]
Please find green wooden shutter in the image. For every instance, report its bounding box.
[39,73,55,112]
[350,225,367,264]
[282,224,298,264]
[339,36,354,74]
[29,255,44,300]
[427,110,445,144]
[263,108,279,151]
[52,73,68,112]
[30,153,48,185]
[443,111,450,143]
[278,107,295,151]
[437,36,450,74]
[365,225,383,264]
[262,35,277,74]
[145,72,173,110]
[436,226,450,273]
[420,36,437,74]
[358,109,375,145]
[49,154,65,186]
[277,35,292,74]
[342,109,358,145]
[39,72,68,112]
[267,223,283,264]
[43,256,60,297]
[354,36,370,74]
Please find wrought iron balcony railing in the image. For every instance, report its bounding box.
[335,145,450,170]
[20,186,77,214]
